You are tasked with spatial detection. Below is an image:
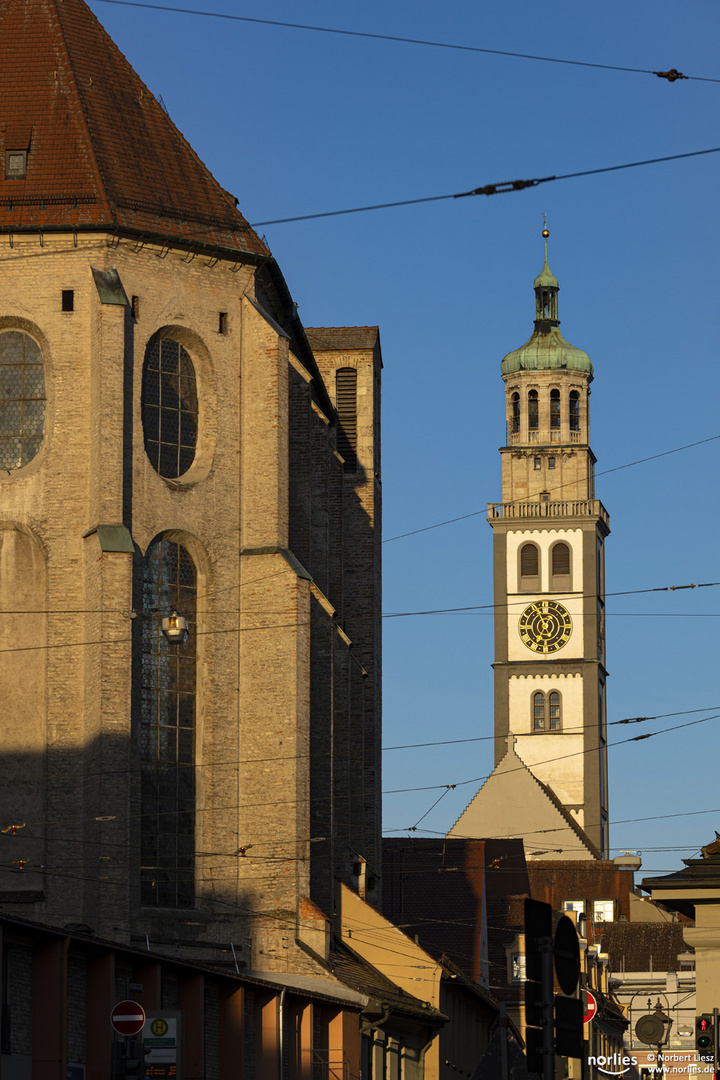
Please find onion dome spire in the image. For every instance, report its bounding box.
[500,218,593,379]
[533,215,560,329]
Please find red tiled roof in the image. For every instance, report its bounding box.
[0,0,268,258]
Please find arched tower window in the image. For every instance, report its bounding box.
[550,541,572,590]
[0,330,46,470]
[511,392,520,434]
[142,337,198,478]
[533,692,545,731]
[336,367,358,472]
[141,538,196,908]
[549,691,562,731]
[528,390,538,430]
[519,542,540,591]
[550,388,561,430]
[569,391,580,432]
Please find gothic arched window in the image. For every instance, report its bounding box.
[142,337,198,478]
[528,390,539,430]
[0,330,46,470]
[550,388,561,429]
[141,538,196,907]
[569,391,580,432]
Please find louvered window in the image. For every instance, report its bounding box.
[336,368,357,472]
[520,543,539,578]
[528,390,538,429]
[552,543,570,576]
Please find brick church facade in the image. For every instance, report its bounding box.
[0,0,382,977]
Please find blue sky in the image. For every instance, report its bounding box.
[89,0,720,877]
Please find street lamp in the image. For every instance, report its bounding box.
[161,610,189,644]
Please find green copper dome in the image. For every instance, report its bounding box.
[501,228,593,380]
[501,328,593,377]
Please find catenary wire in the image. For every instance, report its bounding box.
[91,0,720,83]
[4,710,719,836]
[383,432,720,542]
[251,149,720,227]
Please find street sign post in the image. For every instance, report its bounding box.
[584,990,597,1025]
[111,1001,146,1037]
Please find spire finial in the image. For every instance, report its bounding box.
[542,212,549,239]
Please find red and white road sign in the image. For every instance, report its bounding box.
[111,1000,146,1036]
[584,990,598,1025]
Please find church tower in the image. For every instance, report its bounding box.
[487,225,610,855]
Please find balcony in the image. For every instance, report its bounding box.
[506,427,583,446]
[487,500,609,526]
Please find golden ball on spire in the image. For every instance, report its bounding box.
[542,211,549,239]
[542,227,549,238]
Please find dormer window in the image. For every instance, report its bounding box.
[5,151,27,180]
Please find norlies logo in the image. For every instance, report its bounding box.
[588,1054,638,1076]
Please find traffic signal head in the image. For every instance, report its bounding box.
[696,1014,714,1051]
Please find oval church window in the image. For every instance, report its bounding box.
[142,337,198,478]
[0,330,46,471]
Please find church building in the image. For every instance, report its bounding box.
[0,0,382,973]
[449,225,609,859]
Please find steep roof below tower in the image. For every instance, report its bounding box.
[446,738,600,861]
[0,0,268,258]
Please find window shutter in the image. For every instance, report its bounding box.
[520,544,539,577]
[336,368,357,472]
[552,543,570,576]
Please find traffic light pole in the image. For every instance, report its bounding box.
[540,937,555,1080]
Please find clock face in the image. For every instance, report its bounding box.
[519,600,573,653]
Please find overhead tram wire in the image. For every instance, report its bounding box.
[383,432,720,543]
[92,0,720,84]
[251,148,720,227]
[4,709,720,840]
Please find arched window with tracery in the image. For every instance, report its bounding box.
[142,337,198,478]
[141,538,196,907]
[0,330,46,470]
[528,389,539,430]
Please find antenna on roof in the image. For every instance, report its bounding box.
[156,93,169,114]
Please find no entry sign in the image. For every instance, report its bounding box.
[584,990,598,1025]
[111,1000,146,1036]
